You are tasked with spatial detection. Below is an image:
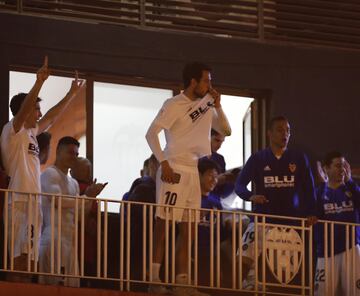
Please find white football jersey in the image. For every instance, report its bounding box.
[1,119,41,202]
[152,93,215,165]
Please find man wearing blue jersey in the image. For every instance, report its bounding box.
[314,151,360,296]
[235,116,317,289]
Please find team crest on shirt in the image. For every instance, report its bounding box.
[289,163,296,173]
[265,227,303,284]
[345,191,353,198]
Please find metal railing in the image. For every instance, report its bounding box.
[1,0,360,51]
[0,188,359,295]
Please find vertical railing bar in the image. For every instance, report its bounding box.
[50,195,55,274]
[216,210,221,288]
[309,222,313,296]
[254,216,258,293]
[148,204,153,283]
[330,222,335,296]
[119,201,124,291]
[194,208,198,287]
[142,204,147,282]
[231,212,236,289]
[34,194,39,272]
[301,219,305,296]
[10,195,14,271]
[261,216,266,293]
[171,208,175,284]
[324,222,328,296]
[27,195,32,272]
[3,191,8,270]
[80,198,85,277]
[210,210,214,287]
[165,206,169,283]
[74,196,79,277]
[238,213,243,290]
[57,196,62,275]
[187,208,192,285]
[352,225,356,296]
[97,200,101,278]
[345,224,350,294]
[126,202,131,291]
[103,201,108,278]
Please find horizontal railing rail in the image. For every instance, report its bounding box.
[0,188,359,295]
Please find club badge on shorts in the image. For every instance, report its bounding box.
[265,227,303,284]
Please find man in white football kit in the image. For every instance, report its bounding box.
[0,57,84,281]
[39,137,106,287]
[146,62,231,295]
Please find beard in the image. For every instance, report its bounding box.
[194,90,205,98]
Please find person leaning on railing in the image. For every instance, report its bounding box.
[314,151,360,296]
[39,137,107,287]
[235,116,318,290]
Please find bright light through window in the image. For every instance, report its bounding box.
[93,82,171,212]
[219,95,253,169]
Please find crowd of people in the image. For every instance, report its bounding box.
[0,57,359,296]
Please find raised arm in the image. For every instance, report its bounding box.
[344,160,360,206]
[13,56,50,133]
[209,88,232,137]
[38,71,85,134]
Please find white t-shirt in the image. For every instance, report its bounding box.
[40,165,80,230]
[40,165,80,287]
[152,93,215,165]
[0,119,40,202]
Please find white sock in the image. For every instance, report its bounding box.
[152,263,161,281]
[176,273,188,285]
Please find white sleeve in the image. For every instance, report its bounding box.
[212,106,232,136]
[153,99,178,130]
[146,121,166,163]
[145,99,178,163]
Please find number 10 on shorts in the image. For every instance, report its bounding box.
[165,191,177,206]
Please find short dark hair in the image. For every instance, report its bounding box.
[211,128,220,137]
[323,151,344,167]
[267,116,289,130]
[143,158,150,170]
[143,154,158,170]
[198,158,220,175]
[10,93,42,116]
[56,136,80,153]
[36,132,52,151]
[182,62,212,89]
